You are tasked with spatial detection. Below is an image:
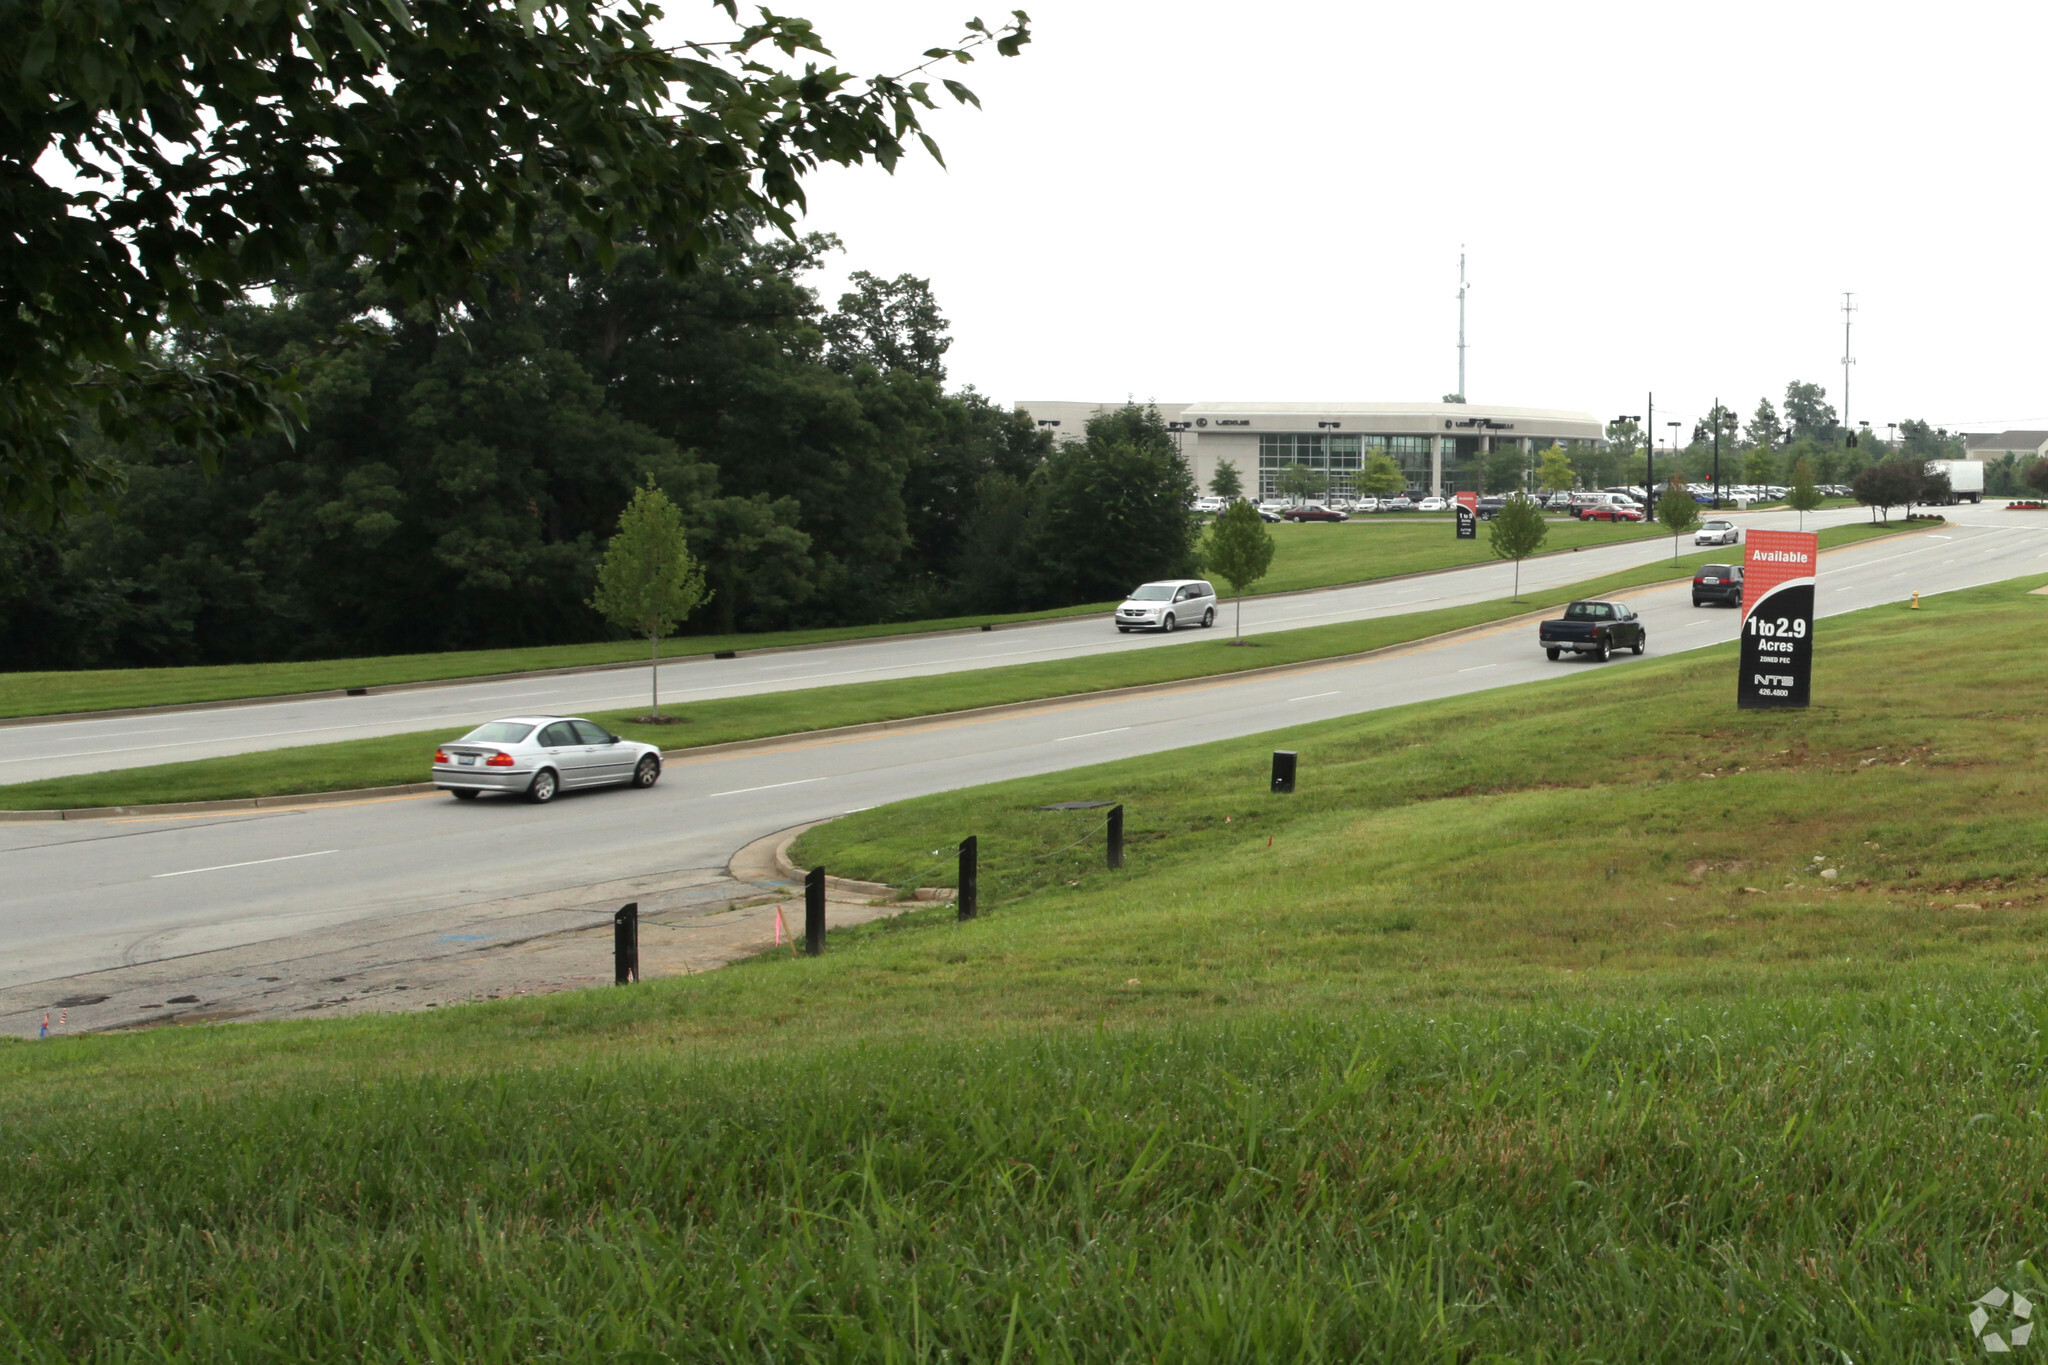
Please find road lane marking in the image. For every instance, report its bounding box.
[1287,691,1341,701]
[706,777,826,798]
[153,849,338,878]
[1457,664,1497,673]
[1055,727,1130,742]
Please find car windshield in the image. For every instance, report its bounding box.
[1564,602,1613,621]
[461,721,536,744]
[1703,520,1733,529]
[1127,585,1177,601]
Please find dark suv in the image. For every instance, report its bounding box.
[1692,563,1743,607]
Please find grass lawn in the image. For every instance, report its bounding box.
[2,570,2046,1359]
[0,518,1670,721]
[0,522,1917,810]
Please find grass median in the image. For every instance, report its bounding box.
[0,565,2042,1360]
[0,521,1920,810]
[0,518,1674,720]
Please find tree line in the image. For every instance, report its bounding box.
[0,232,1200,670]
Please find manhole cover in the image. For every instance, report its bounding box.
[50,995,107,1008]
[1035,800,1114,811]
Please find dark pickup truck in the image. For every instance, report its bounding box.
[1539,599,1647,661]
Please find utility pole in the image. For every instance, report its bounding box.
[1644,392,1654,512]
[1456,247,1468,401]
[1712,395,1723,508]
[1841,292,1857,435]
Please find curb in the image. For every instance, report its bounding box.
[0,521,1935,824]
[724,820,954,903]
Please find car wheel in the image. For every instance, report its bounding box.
[1202,607,1215,627]
[526,768,559,804]
[633,755,661,788]
[1162,613,1176,632]
[1596,639,1611,662]
[1692,597,1703,607]
[1546,648,1560,661]
[1633,636,1646,655]
[451,789,480,801]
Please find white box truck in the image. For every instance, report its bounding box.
[1926,459,1984,504]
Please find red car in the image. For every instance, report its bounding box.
[1579,504,1645,522]
[1281,505,1349,522]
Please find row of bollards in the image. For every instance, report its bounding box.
[615,801,1142,980]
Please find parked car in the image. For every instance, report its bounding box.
[1379,494,1415,512]
[1475,495,1507,520]
[1115,579,1218,633]
[1580,503,1646,523]
[433,716,663,804]
[1256,500,1288,516]
[1694,518,1740,547]
[1692,563,1744,607]
[1282,504,1349,522]
[1538,600,1647,661]
[1256,507,1282,523]
[1416,496,1447,512]
[1192,496,1228,514]
[1542,491,1576,511]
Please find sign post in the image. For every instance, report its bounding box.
[1737,530,1819,709]
[1454,490,1478,540]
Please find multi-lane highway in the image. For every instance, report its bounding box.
[0,506,1878,784]
[1,505,2041,994]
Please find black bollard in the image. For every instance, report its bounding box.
[613,902,639,984]
[805,867,826,956]
[1107,804,1125,869]
[1272,750,1298,794]
[958,836,978,919]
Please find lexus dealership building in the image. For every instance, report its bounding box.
[1016,400,1606,499]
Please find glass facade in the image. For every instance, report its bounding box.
[1258,433,1363,498]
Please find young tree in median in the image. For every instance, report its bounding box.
[1209,459,1244,499]
[1787,456,1823,529]
[1488,493,1548,600]
[591,481,709,721]
[1201,500,1277,643]
[1656,476,1700,563]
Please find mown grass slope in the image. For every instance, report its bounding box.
[0,569,2039,1362]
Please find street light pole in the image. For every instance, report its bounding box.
[1644,392,1654,513]
[1712,396,1723,508]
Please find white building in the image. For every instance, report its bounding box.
[1016,400,1604,499]
[1963,430,2048,462]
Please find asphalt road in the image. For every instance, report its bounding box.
[1,505,1878,784]
[1,506,2040,992]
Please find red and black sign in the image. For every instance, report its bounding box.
[1737,530,1819,709]
[1454,490,1477,540]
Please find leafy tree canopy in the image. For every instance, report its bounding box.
[1783,381,1838,443]
[821,271,951,380]
[1536,445,1575,494]
[1200,500,1274,642]
[1486,493,1547,600]
[1208,459,1244,500]
[0,0,1030,522]
[1358,453,1406,498]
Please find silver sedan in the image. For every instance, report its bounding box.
[432,715,663,804]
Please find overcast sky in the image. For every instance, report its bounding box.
[686,1,2043,439]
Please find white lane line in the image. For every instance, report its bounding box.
[1055,727,1131,742]
[1287,691,1341,701]
[1458,664,1498,673]
[153,849,338,879]
[706,777,827,798]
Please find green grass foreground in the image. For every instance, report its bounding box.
[0,522,1914,810]
[1,570,2045,1359]
[0,518,1670,720]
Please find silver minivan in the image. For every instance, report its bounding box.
[1114,579,1218,632]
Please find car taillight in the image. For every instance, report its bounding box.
[433,749,449,764]
[485,752,516,767]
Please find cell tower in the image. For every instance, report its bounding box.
[1841,292,1857,431]
[1456,247,1468,401]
